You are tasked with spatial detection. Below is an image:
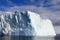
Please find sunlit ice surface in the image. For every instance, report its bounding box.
[28,11,56,36]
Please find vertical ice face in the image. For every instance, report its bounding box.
[28,11,42,35]
[9,11,34,36]
[40,19,56,36]
[28,11,56,36]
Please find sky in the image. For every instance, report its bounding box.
[0,0,60,25]
[0,0,60,11]
[0,0,52,7]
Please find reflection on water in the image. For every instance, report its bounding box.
[0,35,10,40]
[0,35,55,40]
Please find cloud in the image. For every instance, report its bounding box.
[46,0,60,12]
[6,0,16,6]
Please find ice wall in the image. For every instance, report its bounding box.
[0,11,56,36]
[28,11,56,36]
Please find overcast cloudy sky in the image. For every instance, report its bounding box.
[0,0,60,26]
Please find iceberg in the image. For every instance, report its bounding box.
[0,11,56,36]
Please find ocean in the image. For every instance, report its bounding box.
[0,35,56,40]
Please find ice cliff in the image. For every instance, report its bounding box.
[0,11,56,36]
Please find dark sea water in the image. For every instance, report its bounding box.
[0,35,58,40]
